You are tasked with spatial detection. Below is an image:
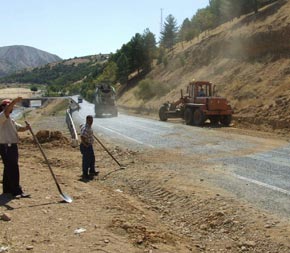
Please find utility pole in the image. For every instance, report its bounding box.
[160,8,163,33]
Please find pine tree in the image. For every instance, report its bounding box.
[160,14,179,49]
[116,53,129,85]
[129,33,146,74]
[142,28,157,72]
[178,18,194,42]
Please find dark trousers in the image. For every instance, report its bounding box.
[0,144,23,196]
[80,144,95,176]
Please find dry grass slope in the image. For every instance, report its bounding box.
[117,0,290,135]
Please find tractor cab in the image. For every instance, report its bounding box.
[187,81,213,98]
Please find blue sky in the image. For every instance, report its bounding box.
[2,0,209,59]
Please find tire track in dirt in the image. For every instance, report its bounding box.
[101,151,290,253]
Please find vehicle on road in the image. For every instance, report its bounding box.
[94,84,118,117]
[159,81,233,126]
[77,96,83,103]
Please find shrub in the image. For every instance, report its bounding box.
[135,79,170,101]
[30,85,38,92]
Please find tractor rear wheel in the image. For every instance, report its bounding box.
[193,109,206,126]
[159,105,168,121]
[220,115,232,126]
[184,108,194,125]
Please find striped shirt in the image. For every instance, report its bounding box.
[80,123,94,145]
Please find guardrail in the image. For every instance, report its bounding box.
[66,108,79,147]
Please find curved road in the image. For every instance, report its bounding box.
[71,98,290,217]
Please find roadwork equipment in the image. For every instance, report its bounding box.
[159,81,233,126]
[94,84,118,117]
[25,121,73,203]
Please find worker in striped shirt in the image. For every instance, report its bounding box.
[80,115,99,181]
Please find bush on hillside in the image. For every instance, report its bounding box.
[30,85,38,92]
[134,79,170,101]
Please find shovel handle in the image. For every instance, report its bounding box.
[25,121,63,194]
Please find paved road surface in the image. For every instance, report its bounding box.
[71,97,290,217]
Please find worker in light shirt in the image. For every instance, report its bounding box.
[0,97,30,198]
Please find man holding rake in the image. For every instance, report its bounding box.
[80,115,99,181]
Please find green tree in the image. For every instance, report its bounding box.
[116,53,129,85]
[242,0,259,14]
[129,33,146,74]
[178,18,194,42]
[191,7,216,33]
[142,28,157,72]
[218,0,262,21]
[160,14,178,49]
[253,0,258,13]
[96,61,117,84]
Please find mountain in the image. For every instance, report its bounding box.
[0,45,62,77]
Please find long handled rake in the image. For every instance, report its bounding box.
[25,121,73,203]
[93,134,126,170]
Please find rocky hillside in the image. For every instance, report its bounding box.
[118,0,290,134]
[0,45,62,77]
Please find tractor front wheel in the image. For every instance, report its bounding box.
[184,108,194,125]
[159,105,168,121]
[193,109,206,126]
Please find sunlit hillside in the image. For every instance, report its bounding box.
[118,0,290,133]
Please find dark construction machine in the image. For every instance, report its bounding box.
[159,81,233,126]
[94,84,118,117]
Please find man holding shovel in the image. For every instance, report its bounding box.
[0,97,31,198]
[80,115,99,181]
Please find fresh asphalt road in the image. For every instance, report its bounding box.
[71,98,290,217]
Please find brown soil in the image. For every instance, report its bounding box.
[1,99,290,253]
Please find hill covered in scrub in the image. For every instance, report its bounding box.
[117,0,290,134]
[0,45,62,77]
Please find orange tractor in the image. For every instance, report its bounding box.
[159,81,233,126]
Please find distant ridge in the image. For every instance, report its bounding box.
[0,45,62,77]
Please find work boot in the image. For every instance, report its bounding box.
[81,174,90,182]
[89,171,99,180]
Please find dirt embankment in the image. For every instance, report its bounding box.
[117,0,290,136]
